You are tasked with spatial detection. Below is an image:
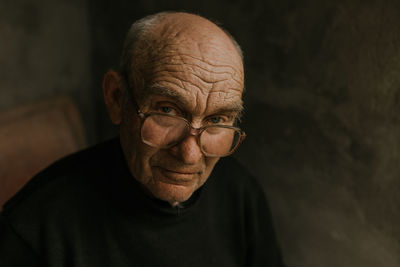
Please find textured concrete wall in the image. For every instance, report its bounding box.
[235,1,400,266]
[3,0,400,266]
[0,0,94,141]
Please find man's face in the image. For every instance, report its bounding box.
[118,16,244,206]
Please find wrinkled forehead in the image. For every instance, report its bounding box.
[158,20,241,65]
[128,14,245,118]
[135,14,244,87]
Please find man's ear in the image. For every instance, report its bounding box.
[102,70,124,125]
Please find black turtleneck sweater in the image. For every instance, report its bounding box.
[0,138,284,267]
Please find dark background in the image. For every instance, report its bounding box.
[1,0,400,266]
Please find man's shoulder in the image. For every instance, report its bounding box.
[1,138,119,216]
[213,156,260,182]
[209,156,265,197]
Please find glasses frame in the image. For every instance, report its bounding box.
[131,98,246,157]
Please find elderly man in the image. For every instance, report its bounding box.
[0,12,284,266]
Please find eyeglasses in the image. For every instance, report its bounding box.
[132,101,246,157]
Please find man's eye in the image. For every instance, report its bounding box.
[207,115,235,125]
[211,117,221,124]
[159,106,177,115]
[209,116,225,124]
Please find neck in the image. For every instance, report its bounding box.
[170,201,183,208]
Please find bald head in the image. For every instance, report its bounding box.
[119,12,244,100]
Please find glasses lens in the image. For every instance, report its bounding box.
[141,114,188,148]
[200,127,241,156]
[141,114,243,157]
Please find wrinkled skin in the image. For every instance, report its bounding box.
[103,13,244,206]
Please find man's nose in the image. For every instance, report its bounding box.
[169,134,203,164]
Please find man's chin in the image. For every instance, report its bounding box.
[148,180,198,205]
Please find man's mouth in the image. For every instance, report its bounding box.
[153,166,202,184]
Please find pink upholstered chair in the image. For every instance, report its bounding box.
[0,96,86,209]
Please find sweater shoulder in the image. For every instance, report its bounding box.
[1,138,118,216]
[205,156,267,206]
[211,156,263,191]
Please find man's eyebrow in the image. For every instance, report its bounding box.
[145,84,189,106]
[212,101,243,115]
[145,84,244,117]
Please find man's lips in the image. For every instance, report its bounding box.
[153,166,202,184]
